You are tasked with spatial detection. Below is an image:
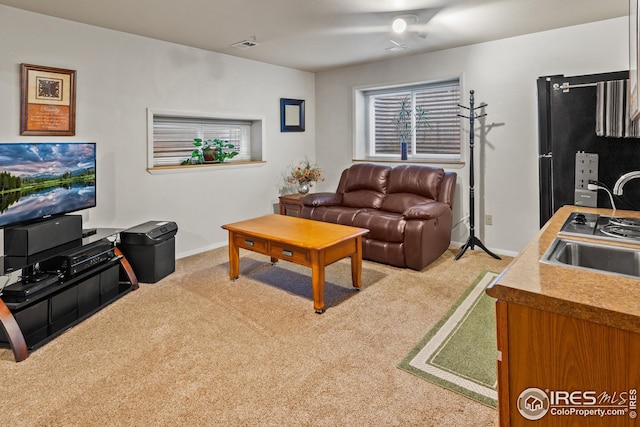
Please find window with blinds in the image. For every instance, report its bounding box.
[150,114,253,167]
[365,79,461,161]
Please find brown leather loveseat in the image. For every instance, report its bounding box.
[300,163,456,270]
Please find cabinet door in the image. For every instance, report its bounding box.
[1,300,49,348]
[99,264,120,304]
[77,274,101,317]
[504,302,634,427]
[50,286,78,333]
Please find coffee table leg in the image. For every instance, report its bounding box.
[311,250,326,314]
[351,236,363,289]
[228,231,239,280]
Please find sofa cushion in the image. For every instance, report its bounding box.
[305,206,363,226]
[386,165,445,199]
[301,192,343,207]
[343,190,386,209]
[403,201,451,220]
[381,193,432,214]
[343,163,390,193]
[352,210,405,243]
[341,164,390,209]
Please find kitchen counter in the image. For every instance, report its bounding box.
[487,204,640,334]
[488,205,640,427]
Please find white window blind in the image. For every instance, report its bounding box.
[366,79,461,160]
[152,115,251,167]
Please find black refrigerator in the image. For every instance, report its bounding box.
[537,71,640,226]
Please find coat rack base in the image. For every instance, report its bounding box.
[455,235,501,261]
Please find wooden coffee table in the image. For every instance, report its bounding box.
[221,215,369,313]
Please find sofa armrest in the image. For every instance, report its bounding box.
[301,192,343,207]
[403,201,450,220]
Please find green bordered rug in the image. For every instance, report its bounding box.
[398,271,499,408]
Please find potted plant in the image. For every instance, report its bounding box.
[394,96,428,160]
[181,138,239,165]
[286,157,324,194]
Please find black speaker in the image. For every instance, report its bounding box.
[4,215,83,256]
[118,236,175,283]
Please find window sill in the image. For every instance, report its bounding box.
[147,160,266,175]
[352,158,465,168]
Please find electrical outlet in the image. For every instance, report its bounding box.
[574,152,599,207]
[574,152,599,190]
[485,214,493,226]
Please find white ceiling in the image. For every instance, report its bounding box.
[0,0,630,72]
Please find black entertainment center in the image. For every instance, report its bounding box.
[0,221,138,362]
[0,142,139,362]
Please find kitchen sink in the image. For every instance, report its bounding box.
[541,238,640,279]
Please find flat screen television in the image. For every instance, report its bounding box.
[0,142,96,229]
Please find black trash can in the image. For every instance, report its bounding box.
[118,221,178,283]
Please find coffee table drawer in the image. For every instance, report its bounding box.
[270,243,310,265]
[234,233,268,254]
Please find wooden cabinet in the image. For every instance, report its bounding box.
[278,193,305,217]
[495,300,640,426]
[488,206,640,426]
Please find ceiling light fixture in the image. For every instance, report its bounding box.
[392,18,407,33]
[391,14,419,34]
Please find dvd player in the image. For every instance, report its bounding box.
[40,239,115,278]
[2,273,59,301]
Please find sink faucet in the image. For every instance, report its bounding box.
[613,171,640,195]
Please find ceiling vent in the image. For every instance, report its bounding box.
[232,37,260,49]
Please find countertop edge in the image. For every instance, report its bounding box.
[488,205,640,335]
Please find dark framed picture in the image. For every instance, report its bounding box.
[280,98,305,132]
[20,63,77,136]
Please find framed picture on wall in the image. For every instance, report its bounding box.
[20,63,77,136]
[630,0,640,120]
[280,98,305,132]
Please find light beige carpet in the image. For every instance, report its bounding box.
[0,245,511,426]
[398,271,500,409]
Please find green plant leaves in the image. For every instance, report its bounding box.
[182,138,239,165]
[395,96,429,143]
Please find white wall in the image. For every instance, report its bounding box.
[0,6,315,258]
[314,17,630,255]
[0,6,630,259]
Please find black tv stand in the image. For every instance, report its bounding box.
[0,228,138,362]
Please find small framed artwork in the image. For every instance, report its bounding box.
[20,63,77,136]
[280,98,305,132]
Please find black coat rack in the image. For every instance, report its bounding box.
[455,90,501,261]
